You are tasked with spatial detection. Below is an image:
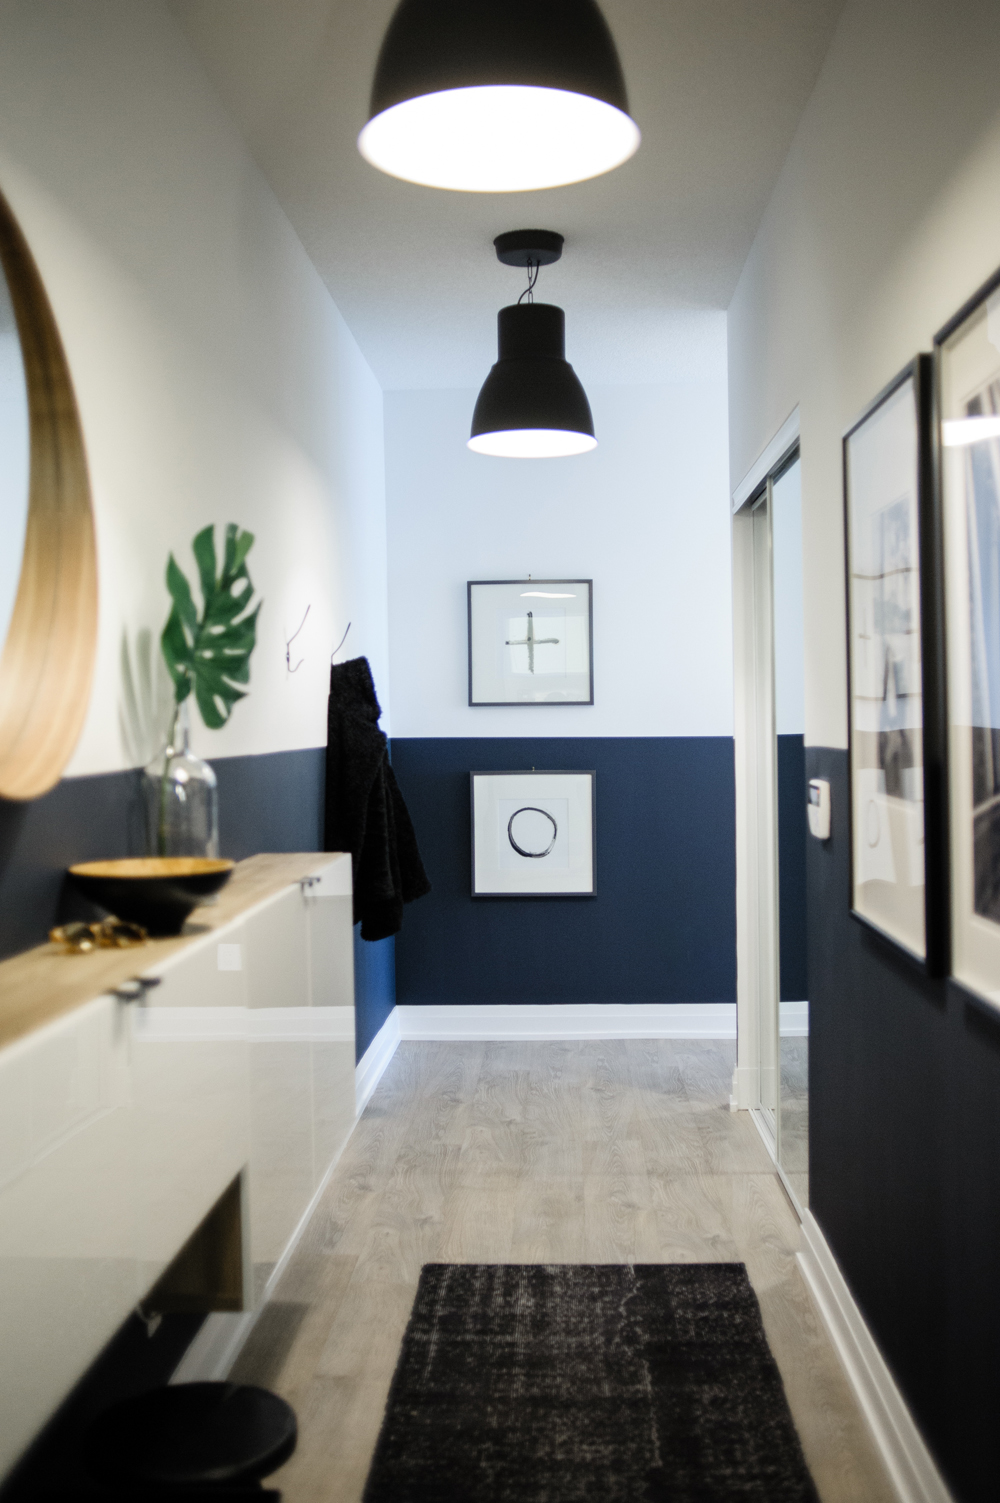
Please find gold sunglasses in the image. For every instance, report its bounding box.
[49,917,148,953]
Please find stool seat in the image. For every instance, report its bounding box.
[84,1383,297,1490]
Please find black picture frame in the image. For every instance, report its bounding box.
[469,769,597,897]
[934,261,1000,1009]
[842,352,947,974]
[467,579,594,706]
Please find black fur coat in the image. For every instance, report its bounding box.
[324,657,430,941]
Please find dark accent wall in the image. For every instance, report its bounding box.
[0,749,325,959]
[391,737,736,1006]
[807,746,1000,1503]
[0,747,390,1062]
[777,733,808,1001]
[353,928,396,1058]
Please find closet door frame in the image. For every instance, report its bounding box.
[731,411,801,1184]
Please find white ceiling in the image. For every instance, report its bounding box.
[169,0,844,391]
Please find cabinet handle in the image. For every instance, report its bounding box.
[113,976,162,1004]
[299,876,321,893]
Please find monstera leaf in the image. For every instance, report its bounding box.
[161,524,261,731]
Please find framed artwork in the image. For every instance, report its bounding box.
[843,353,945,970]
[467,579,593,705]
[470,770,596,896]
[937,265,1000,1008]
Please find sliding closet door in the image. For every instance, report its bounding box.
[750,492,780,1139]
[771,456,808,1205]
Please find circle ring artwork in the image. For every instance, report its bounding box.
[507,806,558,859]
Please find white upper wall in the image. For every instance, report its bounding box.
[385,326,733,740]
[728,0,1000,749]
[0,0,389,775]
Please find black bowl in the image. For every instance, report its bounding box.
[68,858,235,937]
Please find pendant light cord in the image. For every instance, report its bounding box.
[517,258,540,304]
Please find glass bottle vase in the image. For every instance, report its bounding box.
[142,701,219,858]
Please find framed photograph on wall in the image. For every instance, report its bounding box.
[937,266,1000,1008]
[843,353,945,970]
[470,770,596,896]
[468,579,593,705]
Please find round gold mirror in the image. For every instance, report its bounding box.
[0,187,96,800]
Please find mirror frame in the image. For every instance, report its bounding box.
[0,187,97,800]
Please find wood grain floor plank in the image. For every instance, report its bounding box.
[230,1039,893,1503]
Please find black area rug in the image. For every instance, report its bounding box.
[363,1263,819,1503]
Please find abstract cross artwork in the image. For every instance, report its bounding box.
[467,580,593,705]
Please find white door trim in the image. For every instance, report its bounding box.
[732,406,800,513]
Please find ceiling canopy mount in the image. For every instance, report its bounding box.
[493,231,564,269]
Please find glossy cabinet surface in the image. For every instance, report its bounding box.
[0,854,354,1481]
[0,996,134,1475]
[244,886,315,1301]
[131,930,250,1293]
[307,864,355,1193]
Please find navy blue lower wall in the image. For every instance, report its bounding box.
[390,737,736,1005]
[353,927,395,1058]
[808,746,1000,1503]
[0,747,391,1062]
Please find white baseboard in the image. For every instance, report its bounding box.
[394,1002,737,1040]
[355,1008,402,1115]
[779,999,809,1038]
[797,1211,953,1503]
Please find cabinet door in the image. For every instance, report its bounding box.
[0,996,134,1479]
[242,886,314,1303]
[130,932,249,1296]
[307,857,356,1188]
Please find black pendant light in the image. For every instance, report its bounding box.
[358,0,640,193]
[469,231,596,459]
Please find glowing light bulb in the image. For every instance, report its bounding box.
[359,85,639,193]
[468,428,598,458]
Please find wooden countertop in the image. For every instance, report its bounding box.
[0,852,348,1052]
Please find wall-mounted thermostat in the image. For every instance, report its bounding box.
[807,779,830,841]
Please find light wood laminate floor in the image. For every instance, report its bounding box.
[231,1040,894,1503]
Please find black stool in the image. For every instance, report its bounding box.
[83,1383,296,1496]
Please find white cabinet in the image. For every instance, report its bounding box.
[307,863,356,1192]
[242,869,356,1301]
[0,853,356,1482]
[130,931,250,1294]
[243,886,315,1302]
[0,997,135,1474]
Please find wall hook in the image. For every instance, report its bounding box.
[285,605,311,674]
[331,621,352,663]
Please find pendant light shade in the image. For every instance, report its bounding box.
[469,304,596,459]
[358,0,640,193]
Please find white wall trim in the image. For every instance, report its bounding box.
[779,1000,809,1038]
[395,1002,737,1040]
[355,1009,402,1115]
[732,406,800,513]
[798,1211,954,1503]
